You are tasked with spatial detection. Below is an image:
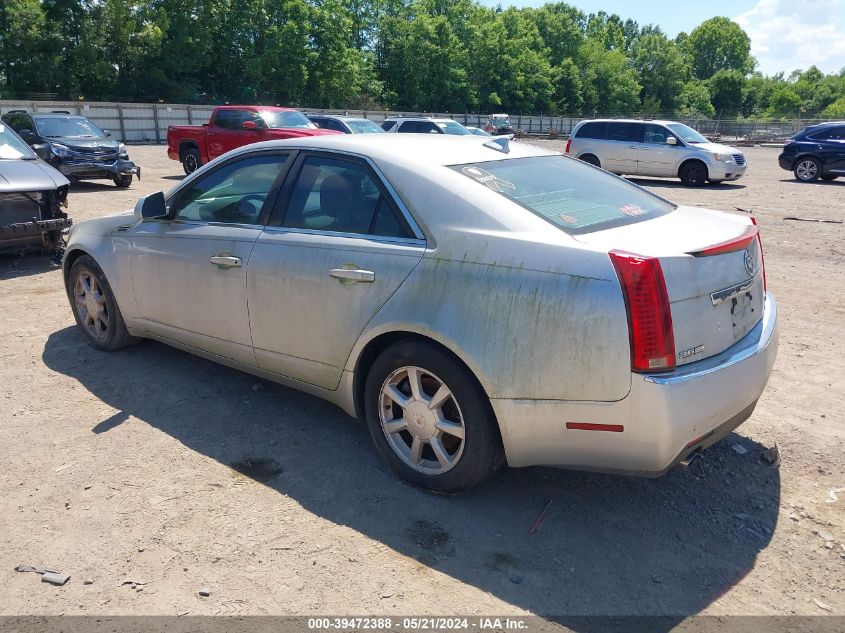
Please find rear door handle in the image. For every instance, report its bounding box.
[210,255,242,268]
[330,268,375,283]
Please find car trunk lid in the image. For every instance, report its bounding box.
[577,206,765,368]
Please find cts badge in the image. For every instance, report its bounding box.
[743,250,754,277]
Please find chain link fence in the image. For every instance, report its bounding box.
[1,99,837,144]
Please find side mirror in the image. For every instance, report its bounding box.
[134,192,168,220]
[242,120,258,130]
[666,136,677,145]
[103,130,112,137]
[18,128,35,142]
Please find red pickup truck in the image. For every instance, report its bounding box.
[167,105,340,174]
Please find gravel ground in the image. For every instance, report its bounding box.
[0,143,843,619]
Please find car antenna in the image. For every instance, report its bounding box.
[483,136,511,154]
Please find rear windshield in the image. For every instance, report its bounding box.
[451,155,674,234]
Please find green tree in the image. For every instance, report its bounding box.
[708,68,744,116]
[822,96,845,118]
[578,37,641,115]
[678,80,715,118]
[631,33,687,113]
[683,17,753,80]
[766,85,801,118]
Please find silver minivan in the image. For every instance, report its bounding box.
[566,119,747,185]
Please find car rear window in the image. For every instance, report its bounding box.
[451,155,674,234]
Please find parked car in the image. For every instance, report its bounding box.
[484,114,513,135]
[63,134,777,492]
[567,119,747,185]
[381,117,471,135]
[0,122,71,261]
[466,126,492,137]
[167,106,340,175]
[305,114,385,134]
[1,110,140,188]
[778,121,845,182]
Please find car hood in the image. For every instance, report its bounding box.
[690,141,742,155]
[46,136,120,151]
[0,158,70,192]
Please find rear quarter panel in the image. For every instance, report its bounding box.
[354,253,631,402]
[167,126,208,161]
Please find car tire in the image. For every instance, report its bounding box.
[364,341,504,493]
[182,147,202,175]
[113,175,133,188]
[794,157,821,182]
[679,161,708,186]
[67,254,139,352]
[820,174,838,181]
[579,154,601,168]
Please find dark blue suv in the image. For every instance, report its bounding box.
[779,121,845,182]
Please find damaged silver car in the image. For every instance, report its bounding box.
[0,122,71,263]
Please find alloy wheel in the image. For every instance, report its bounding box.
[796,160,818,181]
[73,270,109,340]
[378,366,466,475]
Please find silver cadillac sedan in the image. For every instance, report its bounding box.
[62,135,778,492]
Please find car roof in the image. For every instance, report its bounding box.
[804,121,845,129]
[228,133,554,168]
[305,114,371,122]
[217,105,297,112]
[384,117,459,123]
[30,113,88,119]
[578,118,678,125]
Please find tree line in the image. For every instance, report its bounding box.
[2,0,844,119]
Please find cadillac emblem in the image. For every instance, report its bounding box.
[743,250,754,277]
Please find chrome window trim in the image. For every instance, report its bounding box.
[644,294,777,385]
[260,224,426,247]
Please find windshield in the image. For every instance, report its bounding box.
[259,110,316,129]
[0,124,37,159]
[346,119,385,134]
[666,123,708,144]
[436,121,470,136]
[35,116,104,139]
[451,155,674,234]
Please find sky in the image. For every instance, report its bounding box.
[480,0,845,76]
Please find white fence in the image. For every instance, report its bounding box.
[0,99,833,143]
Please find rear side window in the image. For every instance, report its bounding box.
[451,155,674,234]
[811,127,845,140]
[606,122,642,142]
[381,120,396,131]
[574,122,607,139]
[214,110,251,130]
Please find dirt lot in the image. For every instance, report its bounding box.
[1,144,843,620]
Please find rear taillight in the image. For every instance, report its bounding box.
[609,250,676,372]
[750,216,767,291]
[565,139,572,154]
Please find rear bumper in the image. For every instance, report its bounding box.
[493,293,779,475]
[778,155,794,171]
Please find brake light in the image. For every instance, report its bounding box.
[609,250,676,372]
[565,139,572,154]
[750,216,767,291]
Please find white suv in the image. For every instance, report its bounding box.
[381,117,471,135]
[566,119,747,185]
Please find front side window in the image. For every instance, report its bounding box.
[34,116,104,138]
[666,123,708,144]
[0,124,38,159]
[643,124,672,144]
[282,156,412,238]
[170,154,288,224]
[213,110,250,130]
[451,155,674,234]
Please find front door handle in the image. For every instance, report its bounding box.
[210,255,242,268]
[628,145,638,149]
[330,268,375,283]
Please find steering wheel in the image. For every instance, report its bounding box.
[214,194,266,223]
